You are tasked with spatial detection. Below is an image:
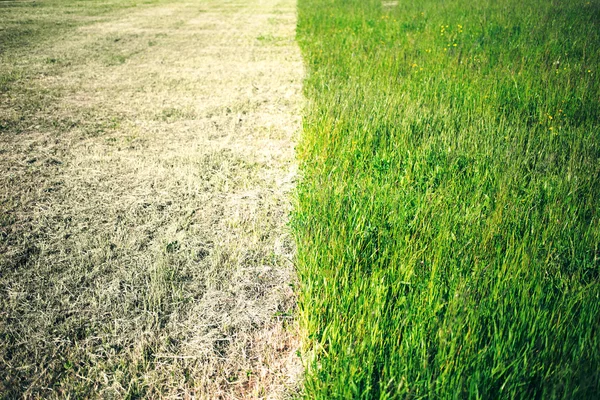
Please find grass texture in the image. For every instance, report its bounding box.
[1,0,302,397]
[294,0,600,398]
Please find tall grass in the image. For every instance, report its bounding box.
[294,0,600,397]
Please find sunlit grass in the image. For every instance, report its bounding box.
[0,0,302,397]
[294,0,600,397]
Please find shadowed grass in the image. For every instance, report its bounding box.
[294,0,600,398]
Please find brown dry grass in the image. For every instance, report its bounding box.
[0,0,303,398]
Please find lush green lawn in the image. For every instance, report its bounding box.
[294,0,600,398]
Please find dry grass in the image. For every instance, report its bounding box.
[0,0,303,398]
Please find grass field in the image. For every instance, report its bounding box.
[294,0,600,398]
[1,0,302,397]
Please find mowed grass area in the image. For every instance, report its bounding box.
[294,0,600,398]
[1,0,302,397]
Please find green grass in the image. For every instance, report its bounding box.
[294,0,600,398]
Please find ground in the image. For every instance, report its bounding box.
[0,0,303,397]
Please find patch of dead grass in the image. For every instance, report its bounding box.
[0,0,303,397]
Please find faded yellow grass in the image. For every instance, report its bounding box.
[0,0,303,398]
